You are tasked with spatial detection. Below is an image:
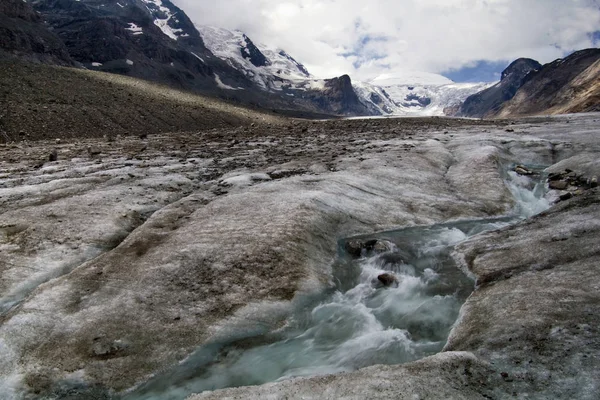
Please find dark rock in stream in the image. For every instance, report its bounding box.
[377,273,399,287]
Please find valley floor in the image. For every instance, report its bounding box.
[0,114,599,399]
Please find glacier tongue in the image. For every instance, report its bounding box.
[354,80,495,117]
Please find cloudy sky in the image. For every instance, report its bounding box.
[173,0,600,82]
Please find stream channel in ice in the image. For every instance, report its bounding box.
[126,164,550,399]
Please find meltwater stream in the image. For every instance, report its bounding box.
[127,165,550,400]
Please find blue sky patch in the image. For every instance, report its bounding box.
[441,60,509,82]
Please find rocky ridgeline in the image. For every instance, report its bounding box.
[456,49,600,118]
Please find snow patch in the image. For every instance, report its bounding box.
[214,74,241,91]
[125,23,144,35]
[141,0,183,40]
[219,173,272,188]
[191,52,205,63]
[306,80,326,91]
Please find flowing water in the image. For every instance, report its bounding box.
[126,164,550,399]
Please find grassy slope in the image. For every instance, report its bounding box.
[0,60,285,142]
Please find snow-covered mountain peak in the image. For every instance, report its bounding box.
[196,25,312,89]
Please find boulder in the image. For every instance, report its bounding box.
[549,180,568,190]
[377,273,399,287]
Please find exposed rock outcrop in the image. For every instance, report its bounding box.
[240,34,269,67]
[320,75,367,115]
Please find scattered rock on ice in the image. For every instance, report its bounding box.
[91,338,129,359]
[87,146,101,157]
[547,168,599,202]
[549,180,568,190]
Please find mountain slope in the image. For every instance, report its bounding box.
[0,58,282,142]
[457,49,600,118]
[0,0,73,65]
[457,58,542,118]
[0,1,498,118]
[30,0,231,91]
[496,49,600,117]
[22,2,376,117]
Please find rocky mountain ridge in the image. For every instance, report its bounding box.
[196,25,491,117]
[457,58,542,118]
[496,48,600,116]
[0,0,497,118]
[1,0,377,117]
[457,49,600,118]
[2,0,598,120]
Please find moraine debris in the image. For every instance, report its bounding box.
[547,169,598,203]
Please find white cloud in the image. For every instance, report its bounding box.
[172,0,600,80]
